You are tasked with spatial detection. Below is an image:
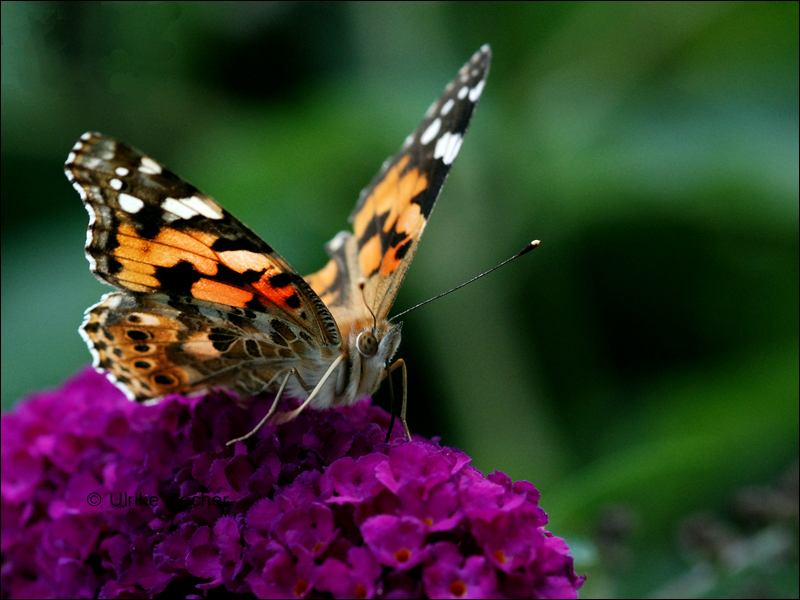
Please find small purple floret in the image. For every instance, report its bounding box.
[1,368,584,598]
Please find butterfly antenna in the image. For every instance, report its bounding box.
[359,278,378,333]
[388,240,540,323]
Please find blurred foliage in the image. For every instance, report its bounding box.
[1,2,797,597]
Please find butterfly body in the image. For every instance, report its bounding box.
[67,46,491,426]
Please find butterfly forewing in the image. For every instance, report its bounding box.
[66,133,339,348]
[305,45,491,322]
[66,133,342,402]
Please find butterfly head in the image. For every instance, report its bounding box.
[341,318,402,402]
[330,278,402,402]
[357,321,401,360]
[346,280,393,384]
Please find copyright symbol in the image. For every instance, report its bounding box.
[87,492,101,506]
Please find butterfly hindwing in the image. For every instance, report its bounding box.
[80,292,330,402]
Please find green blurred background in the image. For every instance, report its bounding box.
[2,2,797,597]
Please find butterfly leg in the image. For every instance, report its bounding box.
[290,368,313,393]
[271,354,345,425]
[226,369,294,446]
[385,358,411,442]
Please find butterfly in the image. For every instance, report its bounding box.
[65,45,491,442]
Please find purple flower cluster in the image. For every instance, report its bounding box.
[1,368,584,598]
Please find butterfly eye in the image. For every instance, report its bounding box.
[356,331,378,358]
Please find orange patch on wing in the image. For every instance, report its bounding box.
[186,229,222,249]
[218,250,274,274]
[378,202,425,277]
[379,237,412,277]
[305,259,338,296]
[115,256,156,276]
[251,275,300,310]
[155,228,217,259]
[359,234,382,276]
[353,156,428,239]
[395,202,423,235]
[191,278,254,307]
[116,282,152,293]
[115,224,218,275]
[113,257,160,289]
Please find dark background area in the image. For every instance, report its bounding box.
[2,2,797,597]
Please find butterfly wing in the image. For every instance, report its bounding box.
[81,292,323,402]
[67,132,339,347]
[66,133,340,401]
[305,45,491,322]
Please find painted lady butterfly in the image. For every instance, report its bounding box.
[66,45,491,442]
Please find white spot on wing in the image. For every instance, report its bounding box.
[119,193,144,213]
[434,134,449,161]
[458,86,469,100]
[110,179,123,190]
[469,80,485,102]
[181,195,224,220]
[85,203,96,227]
[133,313,162,326]
[106,371,138,402]
[440,99,455,116]
[162,197,197,220]
[83,209,97,268]
[444,133,463,164]
[139,156,162,175]
[72,182,88,201]
[85,252,97,271]
[81,132,92,141]
[115,167,130,177]
[102,292,123,309]
[434,132,463,165]
[66,152,77,165]
[420,118,442,145]
[83,156,103,170]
